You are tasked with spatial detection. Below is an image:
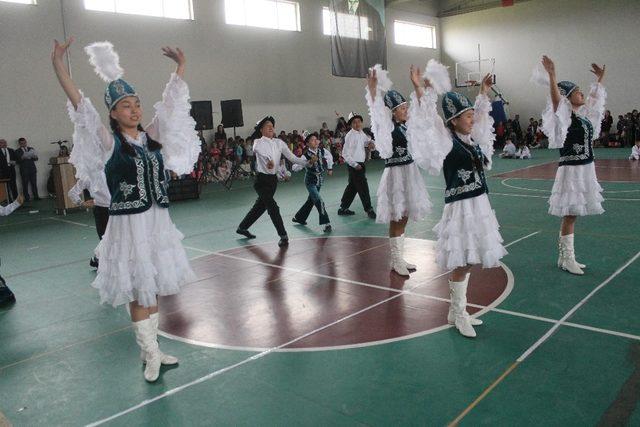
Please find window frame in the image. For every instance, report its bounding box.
[224,0,302,33]
[393,19,437,49]
[83,0,195,21]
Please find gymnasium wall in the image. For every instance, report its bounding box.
[440,0,640,122]
[0,0,440,195]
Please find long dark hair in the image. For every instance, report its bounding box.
[109,117,162,156]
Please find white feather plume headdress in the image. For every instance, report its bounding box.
[84,41,123,82]
[371,64,393,92]
[422,59,451,95]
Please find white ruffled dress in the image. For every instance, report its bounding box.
[541,83,606,217]
[67,73,200,307]
[412,88,507,270]
[366,88,432,224]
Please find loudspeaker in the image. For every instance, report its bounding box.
[190,101,213,131]
[220,99,243,128]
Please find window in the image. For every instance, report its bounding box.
[322,7,369,40]
[394,20,436,48]
[225,0,301,32]
[84,0,194,20]
[0,0,37,4]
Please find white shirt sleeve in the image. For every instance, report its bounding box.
[279,139,308,166]
[324,148,334,170]
[342,132,358,168]
[0,200,20,216]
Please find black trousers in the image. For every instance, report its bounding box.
[340,163,372,212]
[20,169,38,200]
[6,168,18,201]
[295,181,330,225]
[238,173,287,237]
[93,206,110,240]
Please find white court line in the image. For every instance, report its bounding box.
[47,216,94,228]
[517,249,640,362]
[501,177,640,194]
[85,231,539,426]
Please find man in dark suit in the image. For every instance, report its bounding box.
[0,138,18,201]
[15,137,39,201]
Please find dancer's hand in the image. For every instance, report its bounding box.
[410,65,423,89]
[82,199,95,208]
[590,63,606,83]
[480,73,493,96]
[542,55,555,77]
[267,160,275,169]
[368,142,375,151]
[308,155,318,165]
[355,164,363,170]
[16,195,24,205]
[328,170,333,176]
[52,37,74,64]
[367,68,378,98]
[162,47,185,77]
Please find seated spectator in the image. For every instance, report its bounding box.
[217,156,232,181]
[516,143,531,159]
[214,124,226,143]
[500,138,517,158]
[630,139,640,160]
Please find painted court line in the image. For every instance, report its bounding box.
[517,249,640,362]
[86,232,540,425]
[449,249,640,425]
[86,267,455,427]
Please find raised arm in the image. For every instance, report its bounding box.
[470,73,496,169]
[542,56,561,113]
[365,67,394,158]
[145,47,200,175]
[51,38,82,109]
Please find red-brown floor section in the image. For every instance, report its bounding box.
[159,237,509,350]
[495,159,640,182]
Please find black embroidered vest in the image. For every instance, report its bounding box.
[302,147,329,186]
[558,113,595,166]
[384,122,414,168]
[105,134,170,216]
[443,134,489,204]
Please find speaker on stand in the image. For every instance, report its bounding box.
[190,101,214,131]
[220,99,243,139]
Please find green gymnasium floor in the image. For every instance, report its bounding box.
[1,148,639,426]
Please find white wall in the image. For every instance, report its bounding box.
[440,0,640,122]
[0,0,440,196]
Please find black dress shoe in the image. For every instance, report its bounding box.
[323,224,332,233]
[337,208,355,216]
[236,228,256,239]
[278,237,289,247]
[0,284,16,307]
[292,217,307,225]
[367,210,377,219]
[89,257,99,269]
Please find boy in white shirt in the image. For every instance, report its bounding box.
[338,112,376,219]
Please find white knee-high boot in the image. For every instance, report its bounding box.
[448,275,478,338]
[132,318,162,382]
[557,233,586,269]
[139,313,179,366]
[389,237,410,276]
[447,273,483,327]
[558,234,584,275]
[400,234,416,271]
